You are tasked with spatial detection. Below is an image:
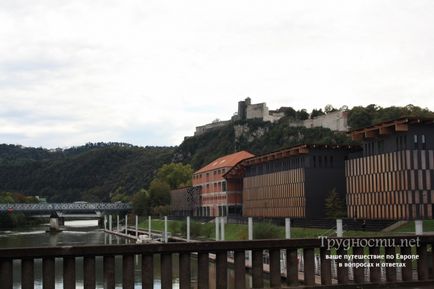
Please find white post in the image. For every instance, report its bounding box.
[125,215,128,234]
[285,218,291,239]
[220,217,225,241]
[248,217,253,264]
[415,220,423,235]
[164,216,168,243]
[104,215,107,230]
[186,216,190,242]
[215,216,220,241]
[117,215,120,231]
[248,217,253,240]
[108,215,112,231]
[336,219,343,237]
[135,215,139,238]
[148,216,151,238]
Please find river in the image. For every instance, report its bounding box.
[0,220,259,289]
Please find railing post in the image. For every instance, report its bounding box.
[252,249,263,289]
[234,251,246,289]
[336,247,348,284]
[123,254,134,289]
[103,255,115,289]
[286,248,298,286]
[22,258,34,289]
[161,253,172,289]
[269,248,281,288]
[320,248,332,285]
[353,247,364,283]
[216,251,228,289]
[369,246,381,283]
[83,256,96,289]
[417,243,428,280]
[179,253,191,289]
[385,247,396,282]
[431,243,434,279]
[63,257,76,289]
[142,254,153,289]
[198,253,209,289]
[125,215,128,232]
[248,217,253,264]
[401,246,413,281]
[0,259,13,289]
[303,248,315,286]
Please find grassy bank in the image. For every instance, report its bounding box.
[137,218,407,240]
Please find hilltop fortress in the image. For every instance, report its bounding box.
[194,97,349,136]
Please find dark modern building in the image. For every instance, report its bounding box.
[169,186,201,216]
[346,117,434,220]
[224,144,360,218]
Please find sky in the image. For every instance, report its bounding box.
[1,0,434,148]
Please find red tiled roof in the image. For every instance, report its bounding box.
[194,151,254,174]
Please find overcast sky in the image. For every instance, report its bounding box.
[1,0,433,148]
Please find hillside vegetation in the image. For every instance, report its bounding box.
[0,143,174,202]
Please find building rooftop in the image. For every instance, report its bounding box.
[224,144,360,179]
[350,117,434,141]
[194,150,255,174]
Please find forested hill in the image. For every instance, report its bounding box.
[174,119,352,170]
[0,143,174,202]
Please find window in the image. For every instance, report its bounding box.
[414,134,418,149]
[222,181,227,191]
[422,134,426,149]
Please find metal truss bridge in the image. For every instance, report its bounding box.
[0,202,131,216]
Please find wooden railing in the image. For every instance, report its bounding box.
[0,236,433,289]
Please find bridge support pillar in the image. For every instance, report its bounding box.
[98,217,104,228]
[49,218,60,231]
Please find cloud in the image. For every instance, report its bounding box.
[1,0,434,148]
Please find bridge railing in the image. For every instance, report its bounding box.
[0,236,433,289]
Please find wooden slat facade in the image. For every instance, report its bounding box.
[347,149,434,219]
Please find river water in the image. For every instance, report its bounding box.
[0,220,259,289]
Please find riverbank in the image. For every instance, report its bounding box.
[137,218,430,241]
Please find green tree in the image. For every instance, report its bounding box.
[310,108,325,118]
[148,179,170,207]
[324,188,347,219]
[295,109,309,120]
[324,104,337,114]
[156,163,193,189]
[131,189,150,216]
[0,192,15,203]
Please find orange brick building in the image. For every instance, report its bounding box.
[192,151,254,216]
